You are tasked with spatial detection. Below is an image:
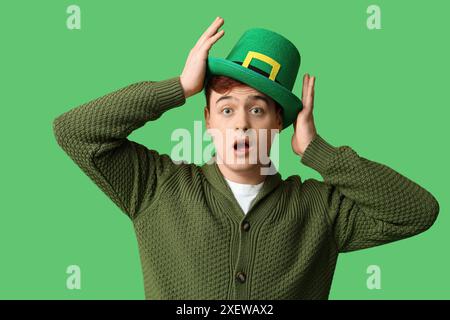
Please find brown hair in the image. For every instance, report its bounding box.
[204,75,283,117]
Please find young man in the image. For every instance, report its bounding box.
[53,17,440,299]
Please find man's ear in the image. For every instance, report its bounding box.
[276,108,283,131]
[204,106,210,129]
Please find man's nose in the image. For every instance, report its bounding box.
[235,111,250,132]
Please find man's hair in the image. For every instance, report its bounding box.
[204,75,283,117]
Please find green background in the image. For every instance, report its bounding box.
[1,0,448,299]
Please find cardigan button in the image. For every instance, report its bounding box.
[242,221,251,232]
[236,272,247,283]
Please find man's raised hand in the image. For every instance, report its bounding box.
[180,17,225,99]
[291,73,318,157]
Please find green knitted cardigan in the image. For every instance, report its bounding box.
[53,76,439,299]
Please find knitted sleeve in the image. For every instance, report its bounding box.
[52,76,186,220]
[301,134,440,253]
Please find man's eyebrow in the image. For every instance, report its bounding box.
[247,95,270,105]
[215,95,238,104]
[215,95,270,105]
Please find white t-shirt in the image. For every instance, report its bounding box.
[224,178,265,214]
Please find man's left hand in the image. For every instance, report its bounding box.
[291,73,318,157]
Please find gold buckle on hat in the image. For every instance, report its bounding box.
[242,51,281,81]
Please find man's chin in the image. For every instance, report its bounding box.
[214,152,272,170]
[222,160,261,172]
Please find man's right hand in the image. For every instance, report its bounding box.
[180,17,225,99]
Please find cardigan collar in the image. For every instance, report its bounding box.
[200,156,282,223]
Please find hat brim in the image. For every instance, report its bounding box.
[204,57,303,129]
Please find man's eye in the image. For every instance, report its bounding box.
[222,107,232,115]
[250,107,264,115]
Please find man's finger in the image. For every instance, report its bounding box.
[308,76,316,95]
[308,76,315,99]
[303,76,313,110]
[203,29,225,50]
[196,17,224,48]
[302,73,309,101]
[310,76,315,109]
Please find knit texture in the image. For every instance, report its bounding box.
[53,76,440,300]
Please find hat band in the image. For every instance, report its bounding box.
[232,61,281,85]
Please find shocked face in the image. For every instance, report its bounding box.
[204,85,283,172]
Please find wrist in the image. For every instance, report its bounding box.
[296,132,317,157]
[179,75,192,99]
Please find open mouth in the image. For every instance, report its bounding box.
[233,139,251,153]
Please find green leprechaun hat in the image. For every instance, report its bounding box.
[204,27,302,129]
